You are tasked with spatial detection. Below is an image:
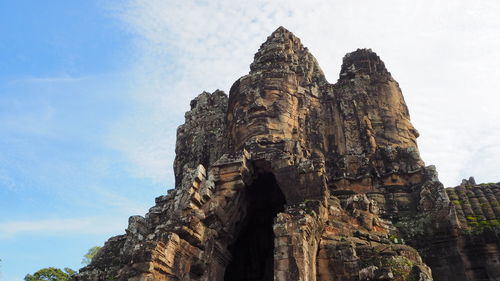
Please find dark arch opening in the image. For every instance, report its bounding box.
[224,172,286,281]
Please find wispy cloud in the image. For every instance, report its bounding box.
[0,168,18,191]
[10,75,84,84]
[84,184,152,215]
[109,0,500,186]
[0,217,125,239]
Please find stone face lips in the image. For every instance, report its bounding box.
[74,27,499,281]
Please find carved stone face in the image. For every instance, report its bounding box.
[227,74,300,149]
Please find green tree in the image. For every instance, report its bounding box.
[24,245,100,280]
[81,246,102,265]
[24,267,74,281]
[63,268,76,276]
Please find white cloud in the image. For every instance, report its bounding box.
[0,217,126,239]
[109,0,500,187]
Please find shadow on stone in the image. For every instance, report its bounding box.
[224,173,286,281]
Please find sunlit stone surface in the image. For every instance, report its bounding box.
[74,27,499,281]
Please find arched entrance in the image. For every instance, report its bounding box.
[224,172,286,281]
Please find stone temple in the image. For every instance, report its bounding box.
[74,27,500,281]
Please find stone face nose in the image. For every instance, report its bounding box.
[248,103,266,114]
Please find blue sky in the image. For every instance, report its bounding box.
[1,0,500,280]
[0,1,168,280]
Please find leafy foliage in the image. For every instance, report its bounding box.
[24,246,101,280]
[466,216,500,234]
[24,245,101,280]
[24,267,74,281]
[82,246,102,265]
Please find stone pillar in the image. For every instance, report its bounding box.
[274,200,327,281]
